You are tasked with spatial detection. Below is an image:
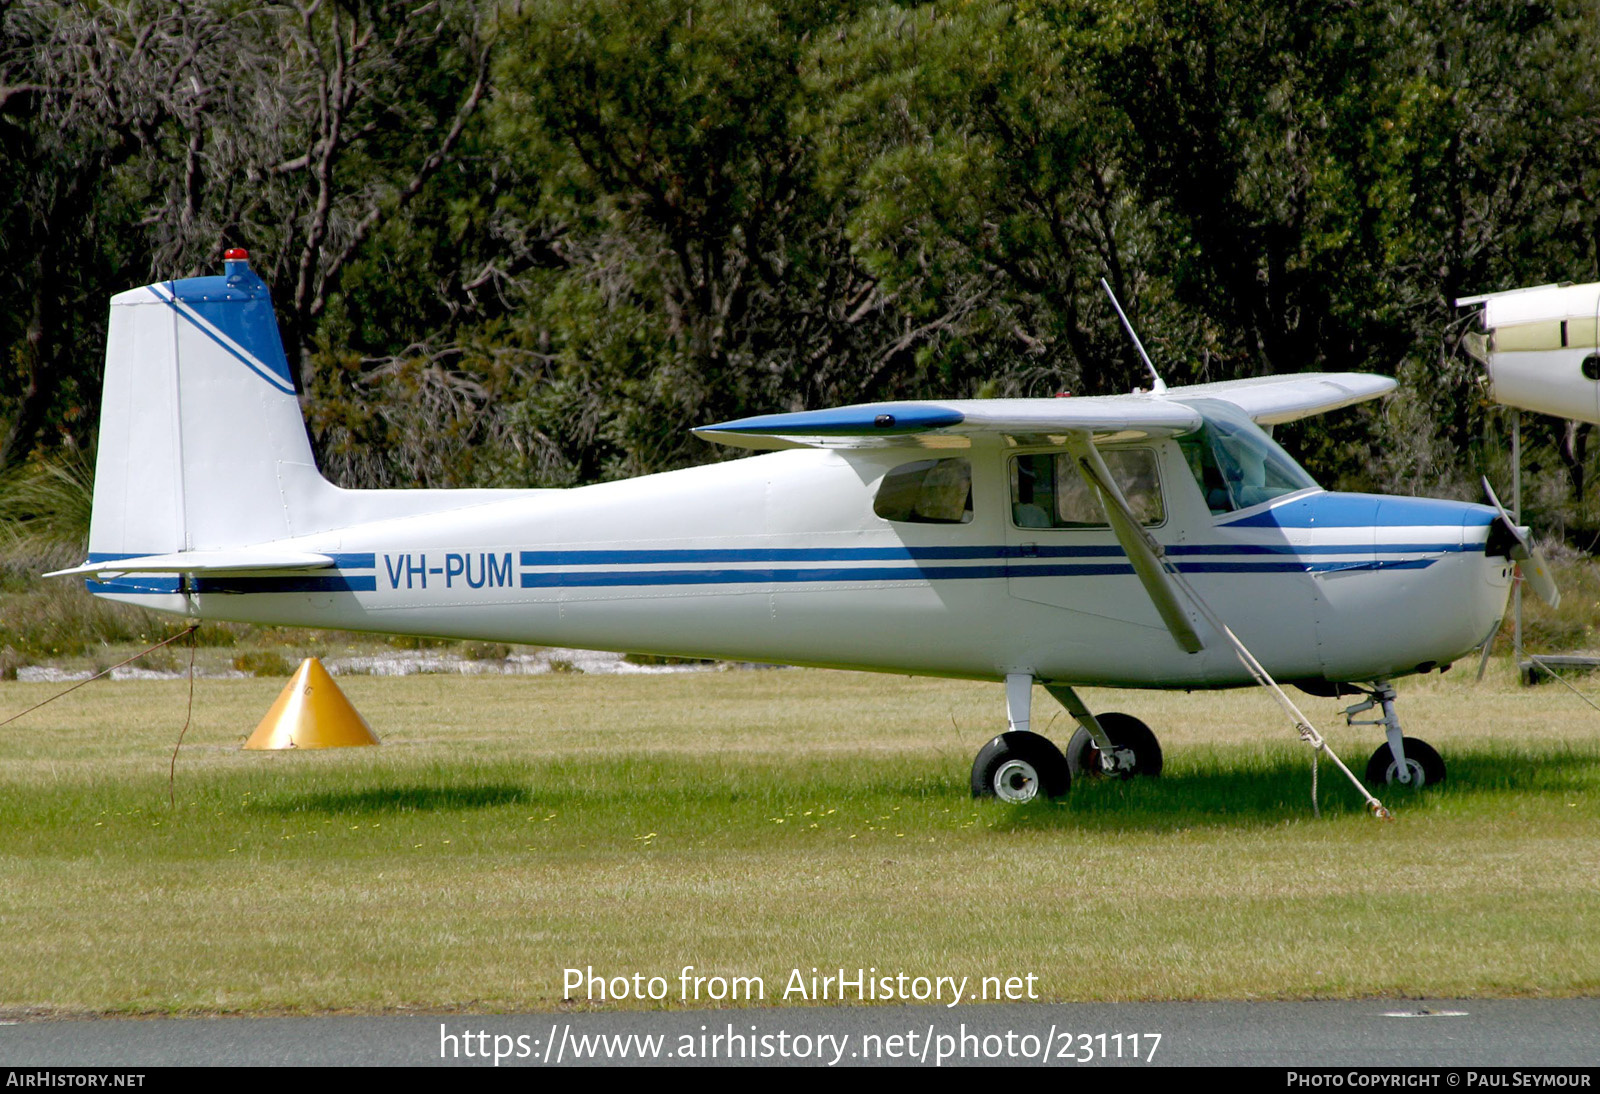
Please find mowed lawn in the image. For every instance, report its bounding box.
[0,665,1596,1015]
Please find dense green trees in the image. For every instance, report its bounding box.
[3,0,1599,534]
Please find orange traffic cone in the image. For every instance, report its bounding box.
[243,657,379,749]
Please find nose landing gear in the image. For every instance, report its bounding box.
[1343,681,1446,788]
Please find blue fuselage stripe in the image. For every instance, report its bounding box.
[87,575,377,595]
[515,558,1438,589]
[192,575,377,594]
[519,542,1474,566]
[1222,496,1498,528]
[328,553,376,569]
[86,541,1469,595]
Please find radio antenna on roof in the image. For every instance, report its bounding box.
[1100,277,1167,395]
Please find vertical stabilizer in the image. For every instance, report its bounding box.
[88,251,322,560]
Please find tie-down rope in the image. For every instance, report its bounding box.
[1076,453,1390,819]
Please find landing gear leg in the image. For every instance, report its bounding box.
[1344,681,1446,787]
[970,674,1070,801]
[1044,684,1163,778]
[1005,672,1033,735]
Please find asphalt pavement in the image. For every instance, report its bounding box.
[3,998,1597,1067]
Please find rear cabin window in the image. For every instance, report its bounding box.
[1010,449,1164,528]
[874,459,973,524]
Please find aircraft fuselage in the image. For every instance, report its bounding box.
[93,441,1511,689]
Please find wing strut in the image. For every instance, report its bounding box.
[1064,434,1202,654]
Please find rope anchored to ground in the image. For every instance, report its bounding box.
[0,623,201,808]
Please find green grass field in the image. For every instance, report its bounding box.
[1,665,1597,1016]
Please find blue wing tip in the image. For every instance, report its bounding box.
[702,403,965,436]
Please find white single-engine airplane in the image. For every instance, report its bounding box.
[1460,280,1600,425]
[54,252,1541,801]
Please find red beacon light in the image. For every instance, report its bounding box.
[224,248,250,261]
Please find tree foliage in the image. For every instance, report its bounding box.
[4,0,1600,538]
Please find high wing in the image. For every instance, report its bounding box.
[1163,372,1397,425]
[692,398,1201,450]
[695,371,1394,658]
[694,372,1394,450]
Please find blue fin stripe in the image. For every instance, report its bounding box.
[147,285,298,395]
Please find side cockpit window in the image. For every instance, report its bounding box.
[1176,398,1319,515]
[1010,449,1164,528]
[874,458,973,524]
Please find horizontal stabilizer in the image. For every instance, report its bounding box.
[47,549,336,579]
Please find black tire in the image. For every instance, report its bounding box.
[1365,737,1446,788]
[970,731,1070,802]
[1065,712,1163,779]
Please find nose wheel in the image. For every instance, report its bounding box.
[1365,736,1446,788]
[1344,681,1446,788]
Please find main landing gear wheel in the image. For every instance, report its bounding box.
[1065,712,1163,779]
[1365,737,1446,788]
[970,731,1070,802]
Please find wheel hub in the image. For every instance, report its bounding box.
[1107,746,1138,777]
[1087,744,1138,777]
[993,759,1040,803]
[1387,758,1426,787]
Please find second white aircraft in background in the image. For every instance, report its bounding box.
[1460,281,1600,425]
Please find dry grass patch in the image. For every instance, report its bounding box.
[0,665,1597,1014]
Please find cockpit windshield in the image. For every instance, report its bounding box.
[1175,398,1319,515]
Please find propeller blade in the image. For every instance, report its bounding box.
[1475,613,1504,682]
[1522,545,1561,610]
[1481,477,1561,608]
[1480,477,1528,558]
